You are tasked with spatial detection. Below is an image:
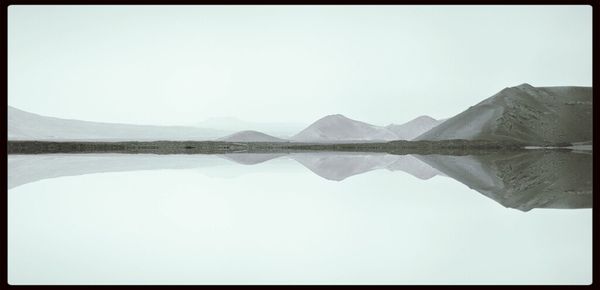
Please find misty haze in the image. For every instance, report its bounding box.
[6,5,592,286]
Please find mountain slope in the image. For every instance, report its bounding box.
[217,130,288,142]
[8,106,227,141]
[386,115,445,140]
[291,114,398,143]
[415,84,592,144]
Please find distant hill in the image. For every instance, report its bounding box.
[291,114,398,143]
[217,130,288,142]
[8,106,226,141]
[196,117,304,139]
[415,84,592,145]
[386,115,445,140]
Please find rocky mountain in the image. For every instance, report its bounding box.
[386,115,445,140]
[217,130,288,142]
[291,114,398,143]
[415,84,592,145]
[8,106,226,141]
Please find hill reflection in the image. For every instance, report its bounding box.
[8,151,591,211]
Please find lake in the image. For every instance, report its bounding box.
[7,151,592,285]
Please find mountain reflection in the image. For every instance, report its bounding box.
[7,151,592,211]
[222,152,443,181]
[415,151,592,211]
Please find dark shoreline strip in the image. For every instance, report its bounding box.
[6,140,575,156]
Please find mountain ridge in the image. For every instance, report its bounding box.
[415,84,592,144]
[8,106,227,141]
[386,115,445,140]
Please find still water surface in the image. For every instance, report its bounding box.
[7,152,592,285]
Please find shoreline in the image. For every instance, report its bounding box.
[7,140,585,156]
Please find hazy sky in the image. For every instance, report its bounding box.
[8,5,592,126]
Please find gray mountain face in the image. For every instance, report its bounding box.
[415,84,592,145]
[8,106,227,141]
[291,114,398,143]
[386,116,445,140]
[416,151,592,211]
[217,130,288,143]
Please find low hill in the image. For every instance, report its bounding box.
[217,130,288,142]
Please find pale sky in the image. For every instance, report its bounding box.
[8,5,592,127]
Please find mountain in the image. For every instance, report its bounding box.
[386,115,445,140]
[217,130,288,142]
[415,84,592,145]
[290,114,398,143]
[8,106,227,141]
[196,117,305,139]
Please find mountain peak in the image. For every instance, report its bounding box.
[416,115,435,120]
[515,83,534,88]
[320,114,349,120]
[387,115,437,127]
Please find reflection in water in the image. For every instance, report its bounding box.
[8,151,591,211]
[7,151,593,284]
[7,154,228,190]
[290,152,442,181]
[416,151,592,211]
